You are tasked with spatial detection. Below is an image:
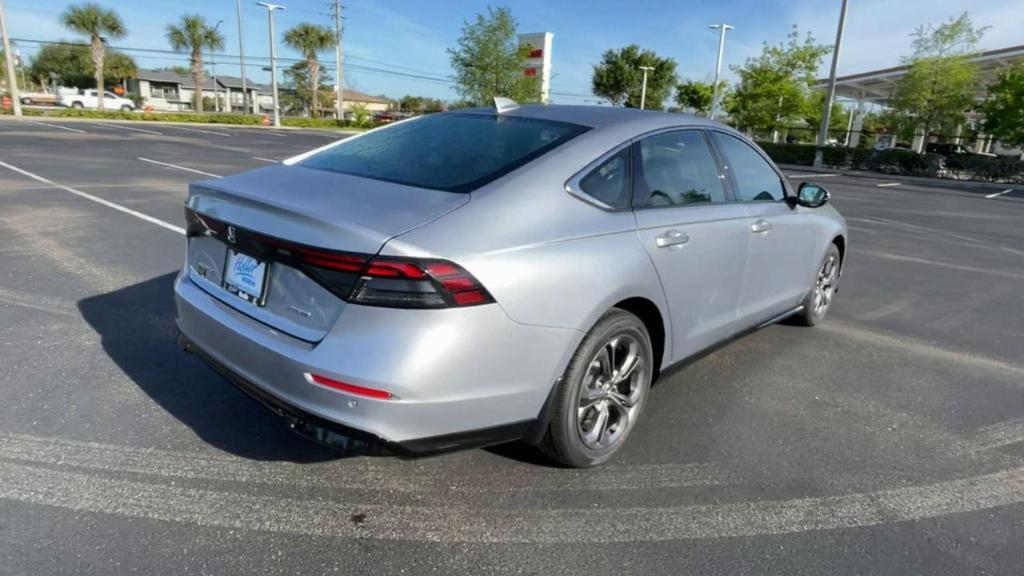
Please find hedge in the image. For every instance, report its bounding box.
[1,107,368,130]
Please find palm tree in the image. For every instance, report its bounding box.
[166,15,225,113]
[105,51,137,93]
[283,23,335,117]
[61,2,126,111]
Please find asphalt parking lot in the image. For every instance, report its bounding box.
[1,116,1022,575]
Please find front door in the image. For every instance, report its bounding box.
[632,130,750,362]
[709,131,818,322]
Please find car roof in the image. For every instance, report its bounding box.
[450,104,724,132]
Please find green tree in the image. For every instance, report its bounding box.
[283,23,335,117]
[728,26,828,138]
[282,60,333,116]
[591,45,677,108]
[803,90,850,141]
[61,2,126,110]
[448,6,538,105]
[982,62,1024,148]
[166,14,225,112]
[890,13,987,145]
[104,50,137,92]
[398,95,444,114]
[675,80,715,115]
[29,43,134,90]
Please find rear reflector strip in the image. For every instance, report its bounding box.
[306,373,394,400]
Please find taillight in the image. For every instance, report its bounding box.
[185,207,494,309]
[346,257,493,309]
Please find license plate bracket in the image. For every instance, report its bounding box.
[224,249,269,305]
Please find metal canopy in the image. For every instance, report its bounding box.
[816,44,1024,104]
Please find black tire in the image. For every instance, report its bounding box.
[541,308,653,468]
[795,243,841,326]
[71,102,84,109]
[121,105,133,112]
[20,97,32,105]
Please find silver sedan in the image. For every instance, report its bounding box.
[175,102,847,467]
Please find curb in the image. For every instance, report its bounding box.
[0,114,362,135]
[778,163,1024,194]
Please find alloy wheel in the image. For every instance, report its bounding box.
[812,252,840,316]
[576,334,645,450]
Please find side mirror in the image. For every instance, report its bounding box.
[796,182,830,208]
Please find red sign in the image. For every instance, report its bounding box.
[523,67,537,77]
[528,48,543,58]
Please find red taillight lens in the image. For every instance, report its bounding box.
[348,257,494,309]
[306,373,393,399]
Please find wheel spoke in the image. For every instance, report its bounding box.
[614,349,640,384]
[581,404,609,447]
[607,389,636,411]
[596,345,613,380]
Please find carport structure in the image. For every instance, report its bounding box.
[817,44,1024,152]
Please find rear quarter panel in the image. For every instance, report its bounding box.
[382,130,674,365]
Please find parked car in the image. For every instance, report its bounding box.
[926,142,997,159]
[175,103,847,467]
[19,91,59,106]
[57,89,135,111]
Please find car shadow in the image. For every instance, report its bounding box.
[77,272,356,463]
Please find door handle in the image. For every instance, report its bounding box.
[751,219,773,234]
[656,229,690,248]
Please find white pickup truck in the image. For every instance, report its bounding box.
[57,89,136,111]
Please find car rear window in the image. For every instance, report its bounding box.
[299,113,589,193]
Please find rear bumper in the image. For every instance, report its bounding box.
[174,270,580,449]
[177,331,533,455]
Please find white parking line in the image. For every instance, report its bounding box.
[171,126,232,137]
[876,182,902,187]
[137,157,222,178]
[985,189,1014,199]
[0,159,184,235]
[252,156,279,163]
[95,122,164,135]
[23,120,87,134]
[261,132,288,138]
[786,173,840,178]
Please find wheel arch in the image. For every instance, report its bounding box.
[612,296,666,380]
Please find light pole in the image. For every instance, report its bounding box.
[638,66,654,110]
[256,2,285,127]
[708,23,733,119]
[814,0,849,168]
[333,0,344,121]
[236,0,249,114]
[0,0,22,117]
[211,20,223,113]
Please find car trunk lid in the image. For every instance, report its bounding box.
[184,165,469,342]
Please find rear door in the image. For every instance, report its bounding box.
[709,131,818,322]
[632,129,750,362]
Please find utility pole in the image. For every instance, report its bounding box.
[0,0,22,117]
[257,2,285,127]
[638,66,653,110]
[333,0,344,121]
[211,20,223,113]
[814,0,849,169]
[236,0,249,114]
[708,24,733,120]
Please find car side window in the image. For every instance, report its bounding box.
[104,92,118,99]
[634,130,726,209]
[578,147,631,210]
[711,132,786,202]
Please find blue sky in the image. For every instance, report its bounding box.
[5,0,1022,103]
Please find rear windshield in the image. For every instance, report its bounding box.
[299,113,589,193]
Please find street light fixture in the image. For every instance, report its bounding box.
[256,2,285,127]
[638,66,654,110]
[708,23,734,119]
